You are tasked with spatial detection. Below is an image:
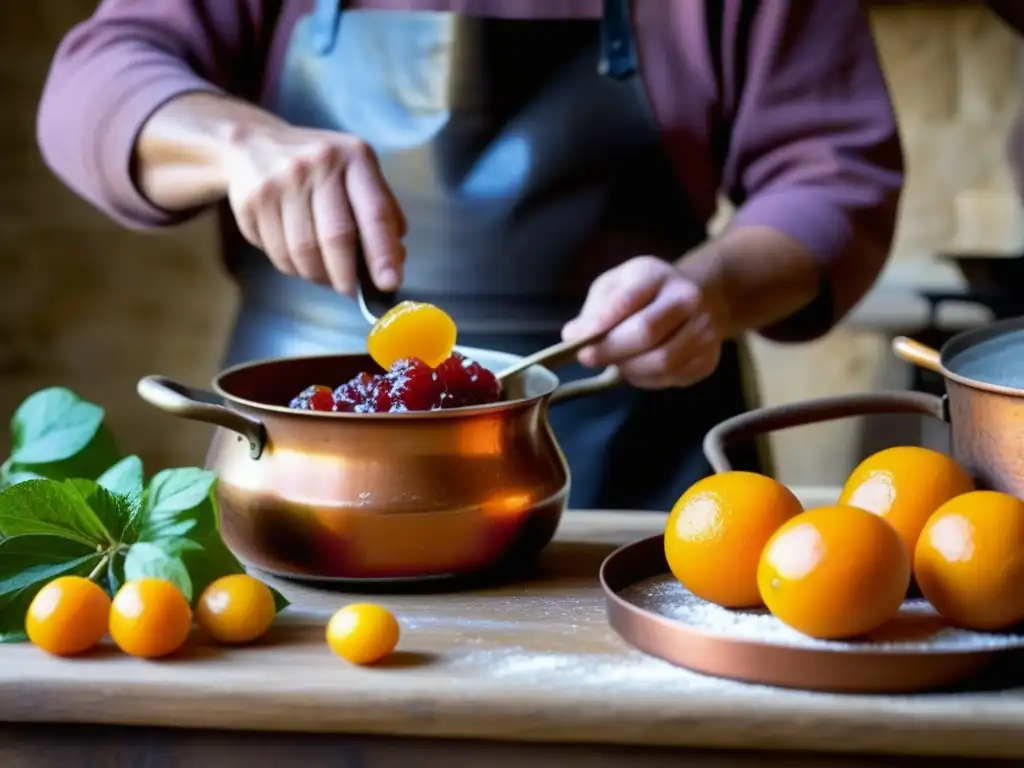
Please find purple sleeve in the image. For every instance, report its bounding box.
[36,0,276,230]
[721,1,904,342]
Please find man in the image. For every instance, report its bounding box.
[36,0,903,511]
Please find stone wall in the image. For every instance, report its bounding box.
[0,2,1020,489]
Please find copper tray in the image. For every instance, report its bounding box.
[600,535,1024,693]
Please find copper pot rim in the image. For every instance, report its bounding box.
[599,535,1019,693]
[138,347,622,459]
[208,344,617,421]
[928,316,1024,399]
[209,348,552,421]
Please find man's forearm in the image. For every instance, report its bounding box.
[675,226,822,340]
[133,92,286,212]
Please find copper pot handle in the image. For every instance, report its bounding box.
[136,376,267,460]
[892,336,944,373]
[549,365,623,405]
[703,391,948,474]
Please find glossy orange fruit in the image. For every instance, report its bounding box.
[25,576,111,657]
[838,446,974,556]
[367,300,457,370]
[664,471,803,608]
[196,574,276,645]
[326,603,400,665]
[914,491,1024,631]
[109,578,193,659]
[758,505,910,640]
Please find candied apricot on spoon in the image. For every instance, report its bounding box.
[367,301,457,370]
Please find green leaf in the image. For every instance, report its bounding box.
[97,455,144,499]
[144,468,217,519]
[0,539,99,595]
[123,542,193,601]
[4,388,120,485]
[151,536,203,557]
[0,535,97,588]
[63,479,134,543]
[118,494,149,546]
[0,479,112,547]
[142,485,240,601]
[6,427,121,488]
[0,463,44,488]
[139,517,197,543]
[10,388,104,464]
[143,487,287,611]
[0,535,103,643]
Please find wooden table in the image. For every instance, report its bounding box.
[3,488,1024,767]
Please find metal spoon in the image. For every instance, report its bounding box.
[492,328,609,383]
[355,267,608,382]
[355,255,396,326]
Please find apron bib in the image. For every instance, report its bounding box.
[224,0,764,511]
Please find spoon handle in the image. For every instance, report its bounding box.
[497,329,608,382]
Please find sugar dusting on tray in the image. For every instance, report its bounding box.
[620,575,1024,653]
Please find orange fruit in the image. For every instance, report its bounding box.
[914,491,1024,631]
[758,505,910,640]
[367,300,457,370]
[839,446,974,556]
[25,576,111,657]
[109,578,193,659]
[664,471,803,608]
[326,603,400,665]
[196,574,276,645]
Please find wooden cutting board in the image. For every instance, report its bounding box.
[3,488,1024,760]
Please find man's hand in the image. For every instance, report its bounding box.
[561,256,728,389]
[222,124,407,295]
[134,93,408,295]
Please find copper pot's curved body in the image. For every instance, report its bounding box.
[702,317,1024,499]
[138,348,619,582]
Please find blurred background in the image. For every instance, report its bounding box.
[1,1,1022,487]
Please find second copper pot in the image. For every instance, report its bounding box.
[704,316,1024,498]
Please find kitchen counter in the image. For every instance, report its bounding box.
[3,488,1024,767]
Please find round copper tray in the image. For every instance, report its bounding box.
[600,535,1024,693]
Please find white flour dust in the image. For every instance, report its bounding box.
[620,575,1024,653]
[457,646,759,692]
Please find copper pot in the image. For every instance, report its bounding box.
[137,348,620,582]
[703,317,1024,497]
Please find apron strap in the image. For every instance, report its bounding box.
[311,0,343,55]
[599,0,638,79]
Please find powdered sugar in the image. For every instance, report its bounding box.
[621,575,1024,653]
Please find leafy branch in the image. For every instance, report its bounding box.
[0,387,287,642]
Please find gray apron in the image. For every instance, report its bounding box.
[224,0,763,511]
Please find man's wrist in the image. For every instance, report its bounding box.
[135,92,287,208]
[674,226,822,339]
[674,237,736,338]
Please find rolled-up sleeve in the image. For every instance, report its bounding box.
[722,0,904,342]
[36,0,272,230]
